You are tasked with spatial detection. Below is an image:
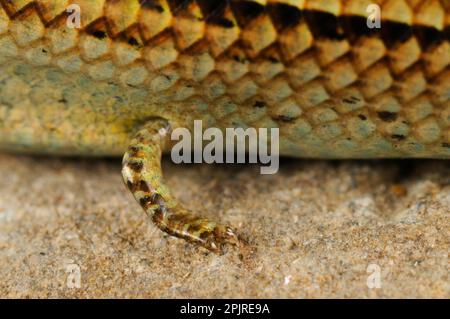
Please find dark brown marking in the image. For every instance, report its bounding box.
[253,101,266,108]
[391,134,406,141]
[442,143,450,149]
[358,114,367,121]
[128,161,144,172]
[340,15,377,42]
[414,25,445,50]
[380,21,413,48]
[197,0,226,18]
[140,192,168,211]
[127,180,134,190]
[342,96,361,104]
[232,55,247,63]
[139,195,153,207]
[138,180,150,192]
[167,212,194,224]
[304,10,345,41]
[268,56,279,64]
[210,17,234,28]
[187,223,203,234]
[276,115,296,123]
[267,3,302,30]
[167,0,190,13]
[140,0,164,13]
[137,135,147,144]
[128,37,139,46]
[150,193,166,207]
[128,146,140,157]
[91,30,107,39]
[378,111,398,122]
[2,0,38,19]
[198,0,233,28]
[343,98,356,104]
[154,205,168,216]
[230,0,265,26]
[200,230,212,240]
[152,209,164,223]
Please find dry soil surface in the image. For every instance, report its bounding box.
[0,153,448,298]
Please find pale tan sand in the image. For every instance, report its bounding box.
[0,153,448,298]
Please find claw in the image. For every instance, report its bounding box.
[198,225,240,253]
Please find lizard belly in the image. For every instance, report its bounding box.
[0,59,161,156]
[0,1,449,158]
[0,57,449,158]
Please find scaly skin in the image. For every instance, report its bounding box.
[122,118,239,252]
[0,0,449,251]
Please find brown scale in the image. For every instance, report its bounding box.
[2,1,448,51]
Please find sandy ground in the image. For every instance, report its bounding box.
[0,153,448,298]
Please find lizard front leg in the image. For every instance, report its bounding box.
[122,118,239,253]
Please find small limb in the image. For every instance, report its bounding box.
[122,118,239,253]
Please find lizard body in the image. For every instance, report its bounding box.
[0,0,449,251]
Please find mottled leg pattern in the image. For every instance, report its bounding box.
[122,118,239,253]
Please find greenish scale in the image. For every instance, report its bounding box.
[1,59,449,159]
